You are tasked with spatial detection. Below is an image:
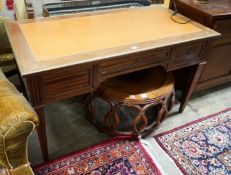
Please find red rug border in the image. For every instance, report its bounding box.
[34,136,162,175]
[153,107,231,175]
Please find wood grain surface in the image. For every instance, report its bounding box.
[175,0,231,17]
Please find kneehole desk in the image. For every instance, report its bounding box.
[5,5,219,161]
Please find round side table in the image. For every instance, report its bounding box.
[83,67,175,137]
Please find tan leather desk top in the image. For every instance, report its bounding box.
[5,5,219,76]
[20,6,200,62]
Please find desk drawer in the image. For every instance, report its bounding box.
[98,48,170,77]
[43,65,93,102]
[171,42,204,64]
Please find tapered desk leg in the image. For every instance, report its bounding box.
[35,106,49,162]
[179,62,206,113]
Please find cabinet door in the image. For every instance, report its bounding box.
[197,19,231,89]
[199,41,231,83]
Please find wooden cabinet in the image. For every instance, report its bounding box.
[199,39,231,82]
[214,19,231,35]
[170,0,231,90]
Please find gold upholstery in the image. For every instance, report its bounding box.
[0,53,14,66]
[9,164,35,175]
[0,16,15,69]
[0,68,39,175]
[0,16,11,52]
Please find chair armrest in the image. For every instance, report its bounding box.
[0,69,39,175]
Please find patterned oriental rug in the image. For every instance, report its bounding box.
[34,138,162,175]
[153,108,231,175]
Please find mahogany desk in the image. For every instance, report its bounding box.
[5,5,219,161]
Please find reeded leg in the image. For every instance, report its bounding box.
[34,106,49,162]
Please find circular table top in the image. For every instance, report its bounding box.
[99,67,174,103]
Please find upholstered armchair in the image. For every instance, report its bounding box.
[0,68,39,175]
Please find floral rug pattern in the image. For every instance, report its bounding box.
[34,138,161,175]
[154,108,231,175]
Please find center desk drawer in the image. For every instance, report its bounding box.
[98,48,170,77]
[43,65,93,102]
